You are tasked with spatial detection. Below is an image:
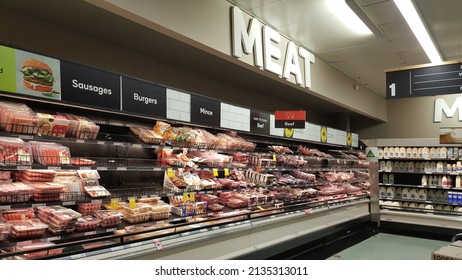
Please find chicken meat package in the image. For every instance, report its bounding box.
[36,113,69,137]
[0,137,33,165]
[83,186,111,198]
[8,218,48,238]
[77,170,100,180]
[78,201,102,216]
[0,101,39,134]
[0,182,35,203]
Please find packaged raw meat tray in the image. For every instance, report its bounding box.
[93,210,123,228]
[61,114,100,139]
[75,216,100,232]
[1,208,35,221]
[121,203,152,214]
[33,143,71,165]
[122,211,152,224]
[0,183,35,203]
[37,113,69,137]
[0,102,39,134]
[84,186,111,198]
[4,241,62,260]
[0,219,10,241]
[78,202,102,216]
[0,137,32,165]
[8,219,48,238]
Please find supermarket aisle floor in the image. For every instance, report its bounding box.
[328,233,449,260]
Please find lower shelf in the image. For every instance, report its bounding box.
[61,200,371,260]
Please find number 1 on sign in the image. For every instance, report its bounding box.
[389,83,396,97]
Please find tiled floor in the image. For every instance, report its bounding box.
[328,233,449,260]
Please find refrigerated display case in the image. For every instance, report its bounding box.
[0,94,372,260]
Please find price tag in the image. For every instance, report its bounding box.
[113,142,124,146]
[224,168,229,177]
[84,231,97,236]
[153,168,162,171]
[48,166,61,170]
[273,154,277,161]
[91,199,102,204]
[70,253,86,259]
[167,168,174,178]
[17,240,33,246]
[181,232,191,237]
[132,144,142,148]
[183,192,189,202]
[106,228,116,232]
[153,239,163,251]
[128,197,136,209]
[0,205,11,210]
[20,135,33,140]
[97,167,108,171]
[213,168,218,177]
[47,236,61,242]
[79,167,91,170]
[110,198,119,210]
[97,141,106,145]
[117,167,127,171]
[76,139,85,143]
[16,166,31,170]
[189,192,195,202]
[32,203,46,207]
[63,201,76,206]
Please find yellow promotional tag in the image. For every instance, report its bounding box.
[167,168,173,178]
[273,154,277,161]
[189,192,195,202]
[213,168,218,177]
[183,192,189,202]
[224,168,229,177]
[257,206,265,211]
[110,198,119,210]
[128,197,136,209]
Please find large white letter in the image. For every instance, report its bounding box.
[299,47,315,88]
[232,6,263,68]
[434,97,462,122]
[263,25,282,76]
[283,42,303,85]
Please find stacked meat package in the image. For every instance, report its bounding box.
[36,206,82,234]
[60,113,100,140]
[0,101,38,134]
[0,137,32,165]
[29,141,71,165]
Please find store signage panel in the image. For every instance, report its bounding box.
[0,46,61,100]
[250,110,270,135]
[61,61,121,110]
[121,77,166,118]
[231,6,315,89]
[274,110,306,128]
[387,62,462,99]
[191,95,220,127]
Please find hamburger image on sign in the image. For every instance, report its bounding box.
[20,59,57,95]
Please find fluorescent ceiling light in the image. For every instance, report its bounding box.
[345,0,383,38]
[393,0,443,64]
[328,0,377,36]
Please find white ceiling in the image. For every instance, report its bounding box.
[229,0,462,97]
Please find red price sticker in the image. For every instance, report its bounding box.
[153,239,163,251]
